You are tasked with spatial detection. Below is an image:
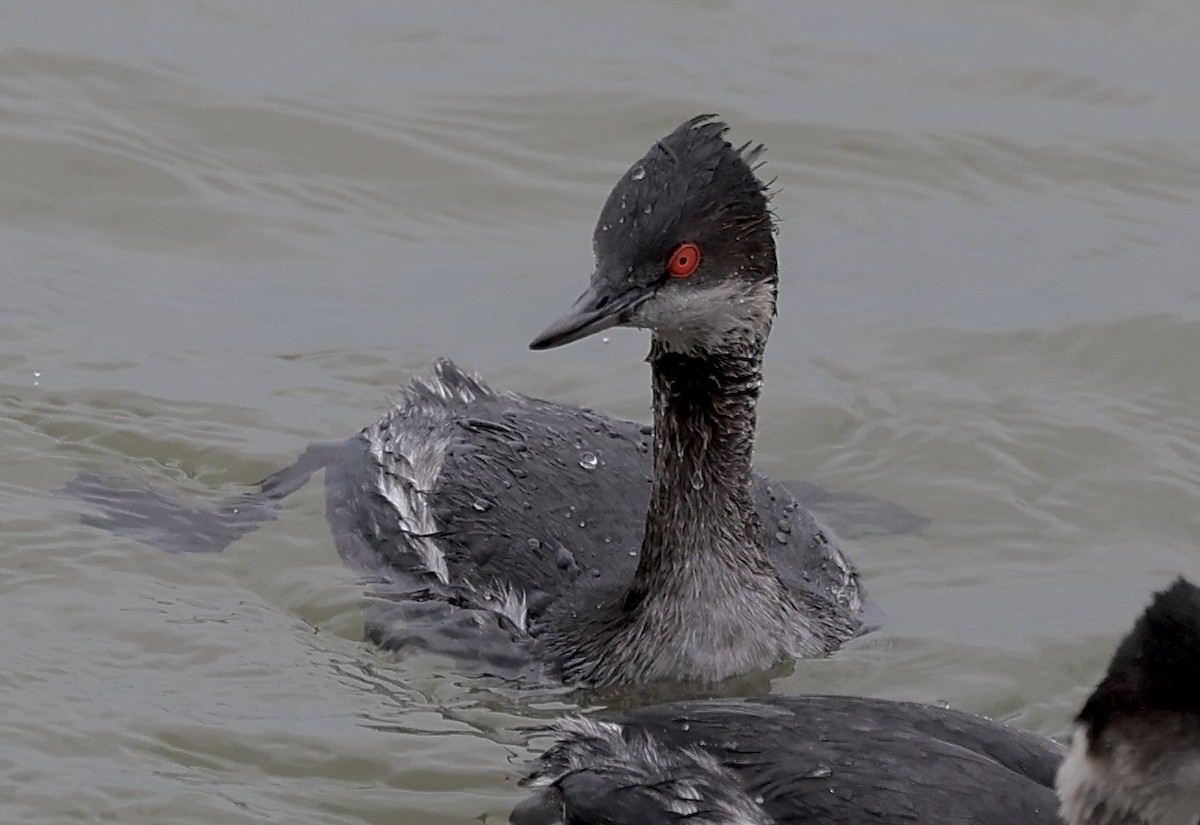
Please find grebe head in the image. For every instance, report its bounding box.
[1057,577,1200,825]
[530,115,778,357]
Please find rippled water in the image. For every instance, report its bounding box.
[4,1,1200,822]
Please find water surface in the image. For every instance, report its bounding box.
[3,1,1200,822]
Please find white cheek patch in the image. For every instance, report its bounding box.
[631,279,774,355]
[1171,755,1200,823]
[1057,722,1200,825]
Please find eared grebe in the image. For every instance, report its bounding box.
[513,577,1200,825]
[66,116,864,687]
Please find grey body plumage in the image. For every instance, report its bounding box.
[514,578,1200,825]
[349,116,864,686]
[65,116,865,688]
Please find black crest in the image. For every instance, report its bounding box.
[1077,576,1200,744]
[593,115,775,286]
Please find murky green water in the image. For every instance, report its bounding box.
[3,1,1200,822]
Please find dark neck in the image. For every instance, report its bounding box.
[629,337,772,597]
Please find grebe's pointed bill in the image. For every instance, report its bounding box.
[529,280,650,350]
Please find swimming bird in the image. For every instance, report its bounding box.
[512,577,1200,825]
[66,116,865,687]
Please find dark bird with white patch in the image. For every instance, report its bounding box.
[67,116,866,688]
[513,577,1200,825]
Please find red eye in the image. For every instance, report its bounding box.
[667,242,701,278]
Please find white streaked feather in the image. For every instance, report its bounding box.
[366,362,532,632]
